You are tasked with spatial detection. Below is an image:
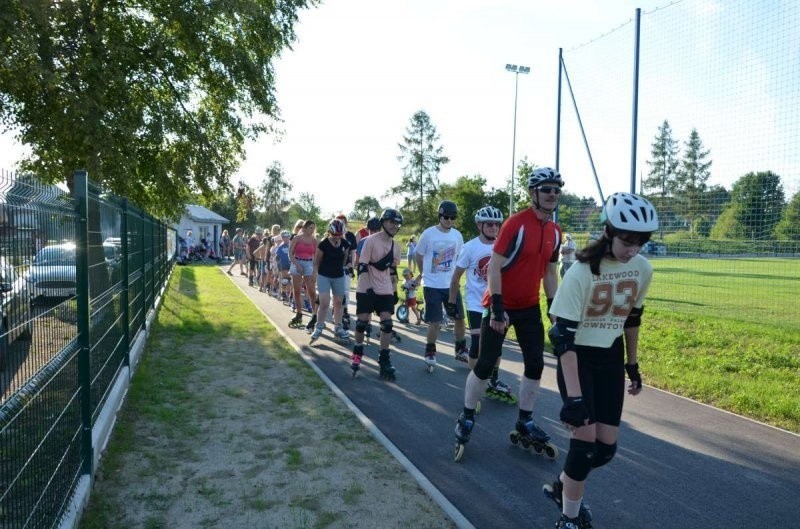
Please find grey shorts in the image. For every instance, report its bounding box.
[317,274,346,297]
[290,259,314,276]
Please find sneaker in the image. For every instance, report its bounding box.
[227,270,233,276]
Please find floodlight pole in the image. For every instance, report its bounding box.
[506,64,530,214]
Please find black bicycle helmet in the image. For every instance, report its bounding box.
[380,208,403,225]
[366,217,381,231]
[437,200,458,218]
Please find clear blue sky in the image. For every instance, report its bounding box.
[2,0,797,217]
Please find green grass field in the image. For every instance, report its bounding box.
[638,257,800,432]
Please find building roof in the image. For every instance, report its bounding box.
[185,205,229,223]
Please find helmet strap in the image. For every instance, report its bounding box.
[382,223,395,238]
[479,224,496,241]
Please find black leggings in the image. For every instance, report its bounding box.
[474,305,545,380]
[555,337,625,426]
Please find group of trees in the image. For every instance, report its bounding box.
[644,120,798,242]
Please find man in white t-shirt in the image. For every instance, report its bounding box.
[415,200,465,370]
[560,233,577,279]
[448,206,516,403]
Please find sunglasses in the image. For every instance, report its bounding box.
[442,215,457,220]
[537,186,562,195]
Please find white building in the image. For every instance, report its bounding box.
[175,205,229,250]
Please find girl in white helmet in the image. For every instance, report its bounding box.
[543,192,659,529]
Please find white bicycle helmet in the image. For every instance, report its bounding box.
[601,192,659,233]
[474,206,504,223]
[527,167,564,188]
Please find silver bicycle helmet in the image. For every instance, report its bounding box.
[474,206,504,223]
[527,167,564,188]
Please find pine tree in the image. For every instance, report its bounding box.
[643,120,680,198]
[676,128,712,234]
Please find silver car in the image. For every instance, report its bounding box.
[25,243,77,302]
[0,258,33,369]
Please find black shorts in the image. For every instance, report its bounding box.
[475,305,545,380]
[356,291,394,316]
[556,336,625,426]
[423,287,465,322]
[249,258,257,271]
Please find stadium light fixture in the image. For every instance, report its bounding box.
[506,63,530,214]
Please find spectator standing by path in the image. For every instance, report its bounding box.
[220,229,231,260]
[560,233,577,279]
[543,192,658,529]
[350,209,403,380]
[227,228,247,276]
[414,200,466,371]
[453,167,564,462]
[449,206,515,403]
[406,236,417,274]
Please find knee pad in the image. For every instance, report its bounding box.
[522,356,544,380]
[355,319,368,333]
[592,441,617,469]
[379,319,393,334]
[563,439,596,482]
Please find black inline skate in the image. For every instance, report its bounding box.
[288,313,303,329]
[486,378,518,404]
[543,477,593,529]
[509,416,559,459]
[341,312,351,331]
[305,313,317,334]
[453,412,475,462]
[378,349,396,381]
[554,514,583,529]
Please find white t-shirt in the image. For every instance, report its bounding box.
[550,255,653,348]
[455,237,493,312]
[415,225,463,289]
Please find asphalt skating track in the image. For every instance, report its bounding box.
[229,271,800,529]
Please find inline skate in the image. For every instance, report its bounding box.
[309,322,325,343]
[288,313,303,329]
[341,312,351,331]
[305,313,317,334]
[453,412,475,462]
[486,379,518,404]
[543,478,593,529]
[424,344,437,373]
[509,417,559,459]
[334,324,352,345]
[378,350,396,381]
[454,345,469,364]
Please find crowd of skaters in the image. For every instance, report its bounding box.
[213,168,660,529]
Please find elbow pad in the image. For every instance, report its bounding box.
[624,306,644,328]
[548,318,579,357]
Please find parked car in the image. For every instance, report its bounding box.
[25,243,77,303]
[642,241,667,256]
[0,257,33,370]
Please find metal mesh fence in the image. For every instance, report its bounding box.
[555,0,799,324]
[0,169,174,528]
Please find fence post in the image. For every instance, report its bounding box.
[73,169,93,476]
[121,198,131,364]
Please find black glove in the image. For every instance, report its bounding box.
[345,266,354,278]
[445,301,457,318]
[560,396,589,427]
[490,294,505,323]
[625,363,642,390]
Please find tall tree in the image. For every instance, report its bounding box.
[724,170,785,240]
[0,0,315,218]
[773,192,799,241]
[676,128,712,234]
[643,120,680,198]
[390,110,449,224]
[350,196,382,222]
[258,162,293,220]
